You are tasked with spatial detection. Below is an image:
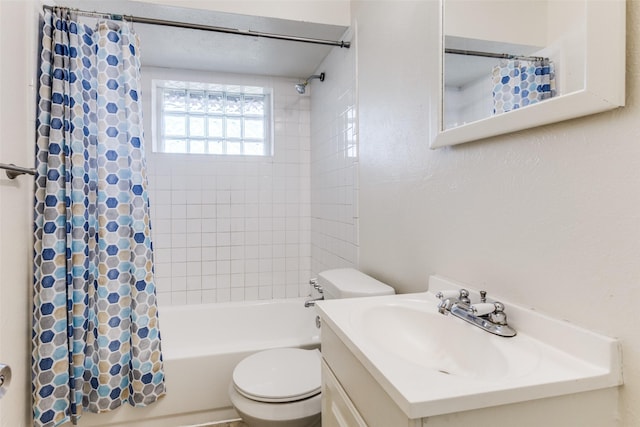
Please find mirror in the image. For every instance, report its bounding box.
[430,0,626,149]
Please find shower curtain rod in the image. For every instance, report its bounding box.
[0,163,36,179]
[445,48,547,62]
[43,5,351,48]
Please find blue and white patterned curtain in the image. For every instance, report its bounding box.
[492,59,556,114]
[33,8,165,427]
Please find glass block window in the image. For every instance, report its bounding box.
[154,81,272,156]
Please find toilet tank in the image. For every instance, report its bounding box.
[318,268,395,299]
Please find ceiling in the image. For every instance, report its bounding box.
[59,0,350,78]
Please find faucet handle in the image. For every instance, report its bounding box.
[489,302,508,325]
[309,278,323,293]
[471,301,510,325]
[435,289,470,302]
[435,289,460,300]
[470,303,497,317]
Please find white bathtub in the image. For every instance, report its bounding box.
[79,298,321,427]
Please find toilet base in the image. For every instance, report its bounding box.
[238,409,320,427]
[229,383,321,427]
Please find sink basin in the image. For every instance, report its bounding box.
[352,301,539,381]
[315,276,622,419]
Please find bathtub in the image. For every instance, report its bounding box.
[79,298,321,427]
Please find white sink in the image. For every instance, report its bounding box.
[355,300,540,381]
[315,275,623,419]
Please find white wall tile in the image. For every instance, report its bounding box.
[171,292,187,305]
[310,29,359,276]
[202,290,217,304]
[186,291,202,305]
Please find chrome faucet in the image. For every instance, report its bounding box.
[435,289,516,337]
[304,278,324,308]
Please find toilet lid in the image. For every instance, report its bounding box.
[233,348,321,403]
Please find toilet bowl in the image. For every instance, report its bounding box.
[229,348,322,427]
[229,268,394,427]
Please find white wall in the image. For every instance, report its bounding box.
[310,27,359,275]
[142,67,312,305]
[354,0,639,425]
[0,1,38,426]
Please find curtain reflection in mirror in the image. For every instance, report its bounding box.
[492,59,556,114]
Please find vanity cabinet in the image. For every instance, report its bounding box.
[320,324,422,427]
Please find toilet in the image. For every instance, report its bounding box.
[228,268,395,427]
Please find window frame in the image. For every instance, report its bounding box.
[152,79,273,156]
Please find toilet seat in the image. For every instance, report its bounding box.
[232,348,321,403]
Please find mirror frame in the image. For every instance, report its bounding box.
[430,0,626,149]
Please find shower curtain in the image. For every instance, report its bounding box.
[492,59,556,114]
[33,8,165,427]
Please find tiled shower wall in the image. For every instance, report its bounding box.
[142,67,311,306]
[310,29,359,276]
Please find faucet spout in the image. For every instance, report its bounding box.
[305,277,324,307]
[304,296,323,308]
